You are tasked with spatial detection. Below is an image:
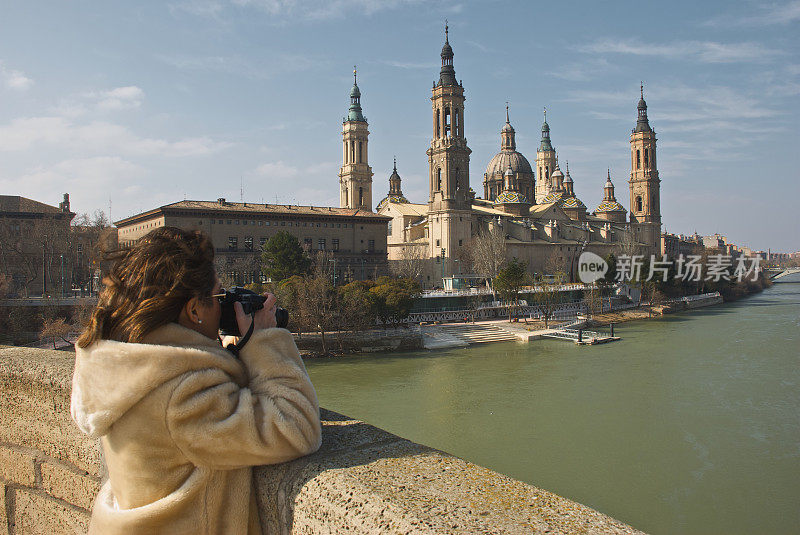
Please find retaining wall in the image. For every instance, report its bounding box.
[0,345,644,534]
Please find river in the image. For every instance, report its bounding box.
[305,278,800,535]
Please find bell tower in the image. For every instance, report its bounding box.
[629,83,661,250]
[426,23,472,262]
[534,108,557,203]
[339,67,373,211]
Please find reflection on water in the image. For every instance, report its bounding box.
[306,280,800,535]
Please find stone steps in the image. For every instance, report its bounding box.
[435,324,520,345]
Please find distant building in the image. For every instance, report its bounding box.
[115,199,390,284]
[376,26,663,283]
[0,194,75,296]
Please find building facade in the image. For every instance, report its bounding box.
[377,27,664,285]
[116,199,389,283]
[0,194,75,296]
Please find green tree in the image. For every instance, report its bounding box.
[261,231,311,283]
[494,258,529,322]
[369,276,421,325]
[337,280,376,333]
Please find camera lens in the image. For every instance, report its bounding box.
[275,308,289,329]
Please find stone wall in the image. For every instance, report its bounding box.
[0,345,645,534]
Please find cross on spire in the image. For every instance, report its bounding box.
[354,65,357,84]
[445,20,449,42]
[640,81,644,98]
[506,101,509,122]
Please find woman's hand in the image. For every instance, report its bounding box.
[234,292,278,334]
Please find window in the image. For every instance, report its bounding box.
[227,220,232,225]
[258,221,263,226]
[388,220,393,234]
[358,141,362,163]
[636,196,643,212]
[459,239,463,246]
[228,236,238,251]
[281,221,285,226]
[359,187,364,206]
[337,223,341,228]
[436,239,440,247]
[235,220,239,225]
[644,148,649,166]
[368,239,374,250]
[265,221,270,226]
[259,237,267,248]
[343,223,347,228]
[636,149,641,169]
[303,238,312,250]
[437,168,442,191]
[444,106,451,136]
[324,223,328,228]
[244,236,253,251]
[318,238,326,250]
[332,238,339,251]
[436,109,441,137]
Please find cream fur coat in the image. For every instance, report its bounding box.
[71,323,322,535]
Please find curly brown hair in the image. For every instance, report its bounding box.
[77,227,216,348]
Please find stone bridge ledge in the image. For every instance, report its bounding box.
[0,345,645,534]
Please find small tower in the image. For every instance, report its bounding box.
[376,158,409,212]
[629,83,661,249]
[535,108,557,203]
[339,67,373,211]
[483,104,535,202]
[595,169,627,223]
[426,23,473,262]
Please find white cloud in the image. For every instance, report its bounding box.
[0,61,34,90]
[703,1,800,27]
[0,116,232,156]
[87,86,145,110]
[0,157,144,217]
[577,39,780,64]
[253,160,300,179]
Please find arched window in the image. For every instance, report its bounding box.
[436,109,441,138]
[636,149,641,169]
[545,166,550,179]
[358,141,363,163]
[636,196,643,212]
[436,168,442,191]
[359,187,364,206]
[350,141,355,163]
[644,148,649,167]
[344,188,348,206]
[444,107,451,136]
[454,108,460,137]
[455,167,460,192]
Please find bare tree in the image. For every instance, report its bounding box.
[613,227,644,258]
[544,250,568,284]
[390,245,427,282]
[40,317,72,349]
[465,224,507,298]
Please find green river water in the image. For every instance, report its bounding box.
[305,278,800,535]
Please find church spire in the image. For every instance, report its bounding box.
[539,107,554,151]
[501,102,516,151]
[438,21,457,87]
[634,81,651,133]
[346,66,366,122]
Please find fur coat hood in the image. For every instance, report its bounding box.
[71,323,245,439]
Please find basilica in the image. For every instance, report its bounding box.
[339,26,662,281]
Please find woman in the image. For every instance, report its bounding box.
[71,227,321,534]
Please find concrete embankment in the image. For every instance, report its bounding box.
[1,345,646,534]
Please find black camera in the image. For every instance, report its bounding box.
[218,287,289,336]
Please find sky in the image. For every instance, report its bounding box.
[0,0,798,252]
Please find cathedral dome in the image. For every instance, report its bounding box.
[595,199,626,213]
[485,150,533,178]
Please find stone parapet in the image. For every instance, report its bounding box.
[0,345,645,534]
